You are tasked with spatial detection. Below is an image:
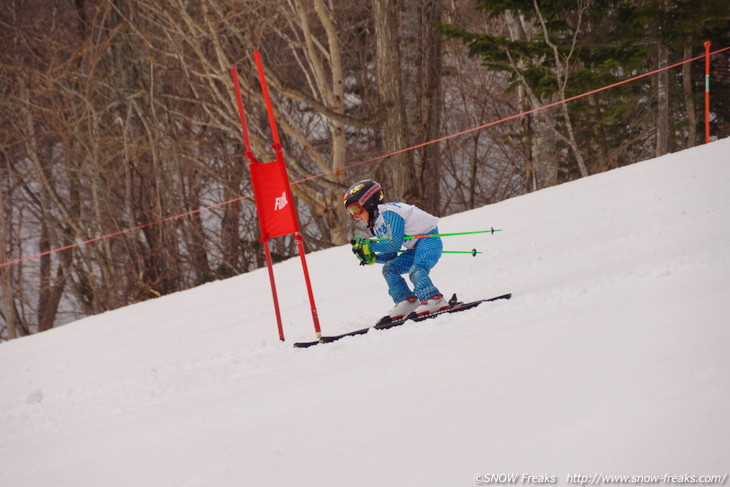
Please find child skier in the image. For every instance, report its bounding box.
[343,179,449,319]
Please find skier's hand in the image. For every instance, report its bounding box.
[351,237,375,266]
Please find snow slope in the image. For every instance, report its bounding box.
[1,139,729,487]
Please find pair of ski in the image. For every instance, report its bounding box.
[293,292,512,348]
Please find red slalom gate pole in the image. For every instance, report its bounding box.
[261,238,286,341]
[294,232,321,335]
[254,51,284,162]
[704,41,711,144]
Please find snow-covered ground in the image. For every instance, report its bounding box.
[1,139,729,487]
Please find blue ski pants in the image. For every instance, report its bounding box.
[381,232,442,303]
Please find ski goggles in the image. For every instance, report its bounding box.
[347,202,365,216]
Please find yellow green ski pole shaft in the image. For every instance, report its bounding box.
[397,249,482,256]
[371,227,502,242]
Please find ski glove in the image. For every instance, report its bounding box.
[351,237,375,266]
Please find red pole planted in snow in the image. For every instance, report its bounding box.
[230,67,258,164]
[704,41,711,144]
[253,51,284,161]
[294,232,321,335]
[262,239,286,341]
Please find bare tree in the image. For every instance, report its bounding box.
[370,0,446,212]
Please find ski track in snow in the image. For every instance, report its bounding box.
[1,138,729,486]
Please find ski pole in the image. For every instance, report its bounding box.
[370,227,502,242]
[397,249,482,256]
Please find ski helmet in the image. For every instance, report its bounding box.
[343,179,384,217]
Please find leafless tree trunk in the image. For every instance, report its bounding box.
[504,11,561,191]
[656,43,670,156]
[408,0,444,214]
[682,46,697,148]
[371,0,418,203]
[288,0,349,244]
[0,188,24,340]
[370,0,445,210]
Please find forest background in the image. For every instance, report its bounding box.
[1,0,728,340]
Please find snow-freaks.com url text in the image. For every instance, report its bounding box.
[473,473,728,485]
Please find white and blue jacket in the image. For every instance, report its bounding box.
[369,203,439,262]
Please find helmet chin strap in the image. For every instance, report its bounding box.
[367,209,377,234]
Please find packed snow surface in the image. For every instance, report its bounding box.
[1,139,729,487]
